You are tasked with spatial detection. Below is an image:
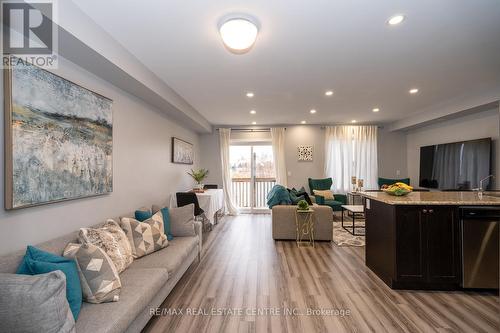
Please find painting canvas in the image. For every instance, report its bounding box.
[297,145,313,161]
[172,137,194,164]
[4,59,113,209]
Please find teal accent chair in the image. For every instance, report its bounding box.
[378,177,410,189]
[308,178,347,212]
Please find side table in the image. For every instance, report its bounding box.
[341,205,365,236]
[295,209,315,247]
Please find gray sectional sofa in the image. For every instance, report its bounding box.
[272,204,333,241]
[0,211,203,333]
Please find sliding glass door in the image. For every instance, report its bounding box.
[230,145,276,211]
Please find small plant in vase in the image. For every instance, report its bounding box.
[187,169,209,191]
[297,199,310,211]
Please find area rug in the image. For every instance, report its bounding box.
[332,221,365,247]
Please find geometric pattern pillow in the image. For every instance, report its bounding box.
[78,225,130,274]
[63,243,121,304]
[119,212,168,258]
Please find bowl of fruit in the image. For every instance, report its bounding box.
[381,182,413,196]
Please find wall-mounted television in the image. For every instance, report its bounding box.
[419,138,492,190]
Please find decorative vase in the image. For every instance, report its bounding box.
[357,179,364,192]
[193,184,204,191]
[351,176,357,192]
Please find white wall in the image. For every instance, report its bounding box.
[284,126,325,189]
[199,125,408,192]
[405,108,500,189]
[199,131,222,187]
[378,127,408,179]
[0,57,199,254]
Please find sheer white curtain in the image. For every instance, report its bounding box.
[325,125,378,193]
[270,128,288,187]
[325,126,353,193]
[219,128,239,215]
[352,126,378,190]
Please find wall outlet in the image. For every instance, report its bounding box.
[396,170,401,176]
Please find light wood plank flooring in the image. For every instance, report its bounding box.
[144,214,499,333]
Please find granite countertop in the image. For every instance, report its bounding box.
[360,191,500,205]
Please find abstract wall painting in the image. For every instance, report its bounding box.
[171,137,194,164]
[297,145,313,161]
[4,58,113,210]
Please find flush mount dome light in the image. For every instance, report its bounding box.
[219,18,258,54]
[387,15,405,25]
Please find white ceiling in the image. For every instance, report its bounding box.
[73,0,500,126]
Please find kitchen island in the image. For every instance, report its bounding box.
[361,191,500,290]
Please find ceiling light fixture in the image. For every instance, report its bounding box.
[251,121,257,125]
[250,110,256,114]
[246,92,254,98]
[301,120,307,124]
[325,90,333,96]
[310,109,317,114]
[372,108,380,112]
[387,15,405,26]
[219,18,258,54]
[409,88,419,94]
[351,120,357,123]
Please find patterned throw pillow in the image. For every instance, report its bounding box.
[101,219,133,268]
[78,222,133,273]
[119,212,168,258]
[313,189,335,200]
[64,243,121,304]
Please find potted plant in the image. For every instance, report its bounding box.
[187,169,209,191]
[296,199,310,211]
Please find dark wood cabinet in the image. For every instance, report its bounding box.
[426,207,460,284]
[365,200,461,290]
[395,206,425,283]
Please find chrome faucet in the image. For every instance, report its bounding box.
[473,175,495,194]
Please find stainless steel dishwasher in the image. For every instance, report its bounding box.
[460,207,499,289]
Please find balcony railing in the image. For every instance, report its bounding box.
[231,178,276,208]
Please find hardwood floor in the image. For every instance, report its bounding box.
[144,214,499,333]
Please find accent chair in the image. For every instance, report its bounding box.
[308,177,347,212]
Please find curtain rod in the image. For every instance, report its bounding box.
[320,125,383,129]
[215,127,286,132]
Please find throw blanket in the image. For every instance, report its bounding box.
[266,185,292,208]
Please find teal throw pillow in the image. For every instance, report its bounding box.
[16,245,82,320]
[135,210,152,222]
[160,207,173,240]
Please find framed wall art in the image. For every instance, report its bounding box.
[4,57,113,210]
[297,145,313,161]
[171,137,194,164]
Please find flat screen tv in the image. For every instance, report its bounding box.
[419,138,492,190]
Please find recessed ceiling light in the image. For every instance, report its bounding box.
[219,18,258,54]
[251,121,257,125]
[409,88,419,94]
[325,90,333,96]
[351,120,357,123]
[301,120,307,124]
[372,108,380,112]
[310,109,317,114]
[250,110,256,114]
[387,15,405,26]
[246,92,254,98]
